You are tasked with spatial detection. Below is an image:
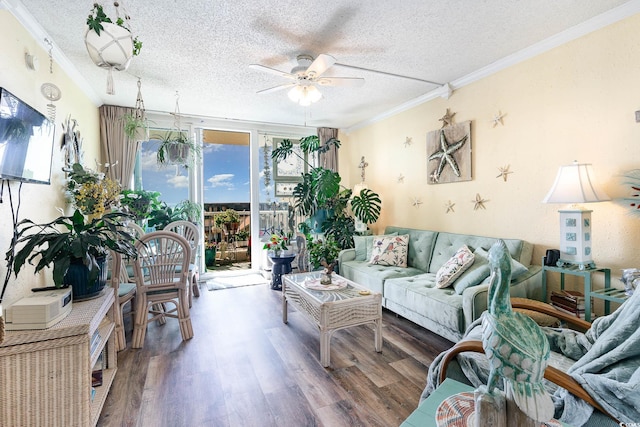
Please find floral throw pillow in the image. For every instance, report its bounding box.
[369,234,409,267]
[435,245,475,289]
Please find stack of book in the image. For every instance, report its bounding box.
[550,290,590,319]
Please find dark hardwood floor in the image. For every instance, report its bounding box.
[98,280,454,427]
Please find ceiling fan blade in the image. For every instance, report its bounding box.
[249,64,296,80]
[306,54,336,77]
[256,83,296,94]
[317,77,365,87]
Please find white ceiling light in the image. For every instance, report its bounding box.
[287,84,322,106]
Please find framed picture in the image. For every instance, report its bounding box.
[273,138,306,180]
[275,181,298,197]
[427,121,472,184]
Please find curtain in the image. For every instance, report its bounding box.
[317,127,338,172]
[99,105,140,188]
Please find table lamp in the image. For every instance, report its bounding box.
[542,161,610,269]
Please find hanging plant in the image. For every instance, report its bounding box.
[84,2,143,94]
[155,92,201,166]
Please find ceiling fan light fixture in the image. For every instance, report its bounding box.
[288,84,322,106]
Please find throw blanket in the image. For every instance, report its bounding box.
[421,290,640,426]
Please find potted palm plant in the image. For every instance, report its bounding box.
[10,210,138,300]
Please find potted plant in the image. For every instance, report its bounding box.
[205,241,217,268]
[175,200,202,225]
[65,162,122,219]
[272,136,382,249]
[10,209,138,300]
[308,236,341,284]
[215,209,240,234]
[85,2,142,71]
[263,233,289,257]
[122,112,149,142]
[120,189,162,224]
[156,131,200,166]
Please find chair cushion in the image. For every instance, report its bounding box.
[118,282,136,297]
[369,234,409,267]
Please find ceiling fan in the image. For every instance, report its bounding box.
[249,54,364,105]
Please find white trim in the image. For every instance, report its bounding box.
[344,0,640,134]
[2,0,102,106]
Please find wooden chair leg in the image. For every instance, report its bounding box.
[132,295,148,349]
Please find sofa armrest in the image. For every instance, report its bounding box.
[338,248,356,268]
[462,267,544,328]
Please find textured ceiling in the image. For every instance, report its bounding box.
[5,0,635,129]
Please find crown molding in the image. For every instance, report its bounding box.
[344,0,640,134]
[1,0,102,106]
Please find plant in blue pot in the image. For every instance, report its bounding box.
[10,209,138,300]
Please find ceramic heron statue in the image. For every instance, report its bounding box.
[480,240,555,422]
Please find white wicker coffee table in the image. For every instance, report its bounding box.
[282,271,383,367]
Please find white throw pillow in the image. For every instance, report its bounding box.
[369,234,409,267]
[435,245,475,289]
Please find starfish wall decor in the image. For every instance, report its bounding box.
[426,121,472,184]
[491,111,505,127]
[472,193,489,210]
[404,137,412,148]
[496,165,513,182]
[412,197,423,208]
[439,108,456,128]
[397,174,405,183]
[445,200,455,213]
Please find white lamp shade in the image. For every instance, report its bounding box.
[542,162,610,204]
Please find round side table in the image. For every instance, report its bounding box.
[269,254,296,290]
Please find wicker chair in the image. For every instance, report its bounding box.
[108,250,137,351]
[436,298,617,424]
[131,230,194,348]
[164,220,200,307]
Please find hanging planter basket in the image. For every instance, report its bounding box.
[84,22,133,71]
[166,142,191,164]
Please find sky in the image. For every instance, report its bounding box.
[139,139,256,206]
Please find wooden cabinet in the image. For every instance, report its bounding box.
[0,290,117,426]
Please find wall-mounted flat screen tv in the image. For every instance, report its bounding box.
[0,88,55,185]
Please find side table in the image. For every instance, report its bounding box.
[269,254,295,290]
[541,258,626,321]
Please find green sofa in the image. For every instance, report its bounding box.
[337,226,542,342]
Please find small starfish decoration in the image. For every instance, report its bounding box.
[491,111,505,127]
[412,197,423,208]
[428,129,468,180]
[397,174,405,183]
[404,136,412,148]
[472,193,489,210]
[439,108,456,128]
[496,165,513,182]
[445,200,455,213]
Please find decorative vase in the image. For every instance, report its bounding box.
[320,271,332,285]
[273,249,281,258]
[64,256,108,301]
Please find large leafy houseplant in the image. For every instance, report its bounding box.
[272,135,381,249]
[10,210,138,289]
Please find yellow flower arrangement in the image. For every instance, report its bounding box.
[65,163,121,218]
